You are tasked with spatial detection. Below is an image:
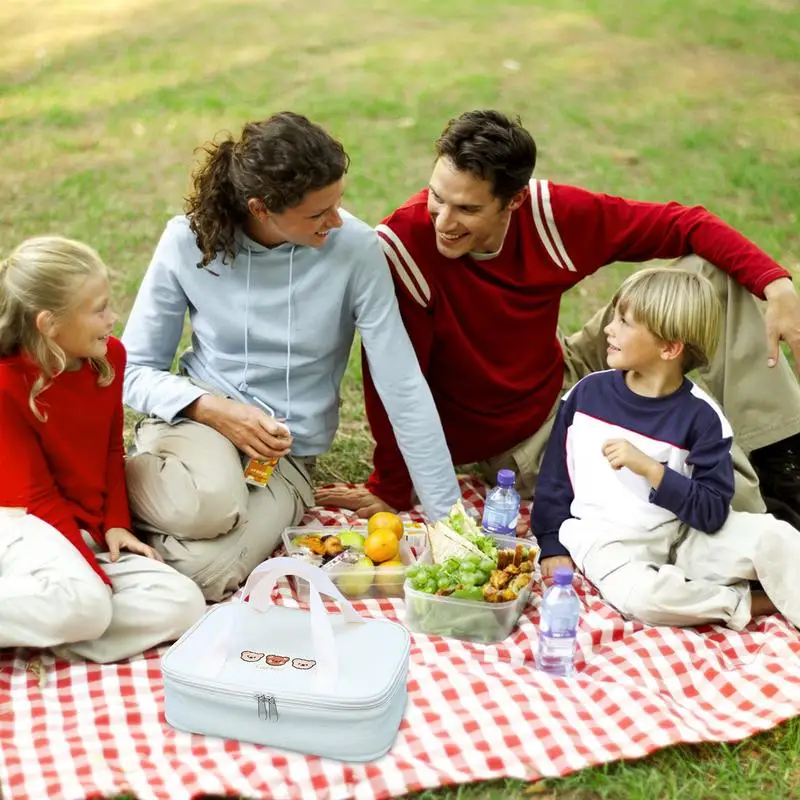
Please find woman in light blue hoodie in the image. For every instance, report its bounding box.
[122,112,460,601]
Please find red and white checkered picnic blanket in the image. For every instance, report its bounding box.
[2,476,799,800]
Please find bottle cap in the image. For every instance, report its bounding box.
[553,566,574,586]
[496,469,516,487]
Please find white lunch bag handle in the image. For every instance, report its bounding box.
[239,557,365,693]
[242,556,365,623]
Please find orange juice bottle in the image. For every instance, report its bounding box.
[242,416,290,487]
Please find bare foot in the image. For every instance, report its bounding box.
[750,591,778,619]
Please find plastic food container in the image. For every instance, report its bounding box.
[282,527,417,601]
[403,582,532,643]
[402,534,540,643]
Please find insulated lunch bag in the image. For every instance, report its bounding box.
[161,557,411,761]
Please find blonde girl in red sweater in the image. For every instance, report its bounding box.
[0,236,205,663]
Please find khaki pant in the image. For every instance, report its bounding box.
[483,256,800,512]
[561,510,800,631]
[0,511,206,663]
[125,417,314,602]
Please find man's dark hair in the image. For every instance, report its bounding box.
[435,110,537,206]
[186,112,350,267]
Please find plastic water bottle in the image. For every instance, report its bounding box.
[481,469,521,537]
[536,567,580,677]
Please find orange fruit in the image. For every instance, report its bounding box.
[368,511,404,540]
[364,528,400,564]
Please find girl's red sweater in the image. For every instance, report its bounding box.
[0,337,131,585]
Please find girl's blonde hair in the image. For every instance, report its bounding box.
[0,236,113,420]
[612,267,722,373]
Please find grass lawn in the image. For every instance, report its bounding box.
[2,0,799,797]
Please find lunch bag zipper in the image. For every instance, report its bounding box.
[165,666,407,717]
[257,694,279,721]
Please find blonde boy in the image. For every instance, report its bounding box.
[533,267,799,630]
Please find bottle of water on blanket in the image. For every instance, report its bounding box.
[536,567,580,677]
[481,469,521,537]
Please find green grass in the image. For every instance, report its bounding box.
[2,0,799,796]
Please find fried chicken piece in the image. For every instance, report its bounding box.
[519,560,534,573]
[509,573,531,594]
[504,564,520,576]
[497,550,514,570]
[489,570,511,590]
[482,585,500,603]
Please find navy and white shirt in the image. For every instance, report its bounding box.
[532,370,734,560]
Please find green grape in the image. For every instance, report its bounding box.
[445,558,460,572]
[437,576,451,589]
[479,559,495,573]
[406,565,420,579]
[474,571,489,587]
[460,573,477,588]
[460,561,476,573]
[465,554,482,565]
[423,581,438,594]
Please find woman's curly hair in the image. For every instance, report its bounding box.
[185,112,350,268]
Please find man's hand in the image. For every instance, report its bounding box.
[602,438,664,488]
[540,555,574,578]
[185,395,292,460]
[315,485,395,519]
[105,527,164,562]
[764,277,800,370]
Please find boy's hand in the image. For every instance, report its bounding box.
[540,555,575,578]
[105,527,164,562]
[602,438,665,487]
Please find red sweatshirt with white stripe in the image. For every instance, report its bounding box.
[363,180,791,511]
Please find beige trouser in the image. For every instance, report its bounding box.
[0,510,206,663]
[560,510,800,631]
[483,256,800,512]
[125,417,314,602]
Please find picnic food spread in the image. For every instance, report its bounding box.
[283,501,541,642]
[283,511,417,599]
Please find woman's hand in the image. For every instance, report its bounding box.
[185,395,292,460]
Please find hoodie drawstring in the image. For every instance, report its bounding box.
[285,246,294,423]
[237,247,252,394]
[238,244,293,426]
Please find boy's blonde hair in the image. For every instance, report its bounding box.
[612,267,722,373]
[0,236,113,421]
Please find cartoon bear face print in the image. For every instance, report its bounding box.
[291,658,316,670]
[240,651,264,663]
[265,655,290,667]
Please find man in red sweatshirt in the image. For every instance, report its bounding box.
[317,109,800,527]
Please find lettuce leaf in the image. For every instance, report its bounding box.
[446,500,498,561]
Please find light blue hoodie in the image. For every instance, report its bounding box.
[121,212,460,520]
